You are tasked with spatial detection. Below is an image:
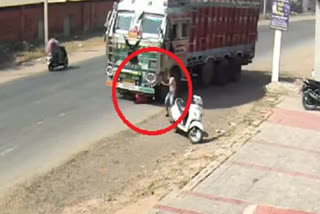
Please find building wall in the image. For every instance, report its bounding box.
[0,0,114,43]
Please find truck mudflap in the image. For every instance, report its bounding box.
[106,80,155,95]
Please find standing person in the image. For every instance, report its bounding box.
[161,72,176,117]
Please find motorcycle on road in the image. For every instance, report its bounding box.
[47,46,69,72]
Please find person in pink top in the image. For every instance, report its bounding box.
[46,38,67,65]
[46,38,60,55]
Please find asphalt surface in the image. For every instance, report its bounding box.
[255,19,314,58]
[0,19,315,193]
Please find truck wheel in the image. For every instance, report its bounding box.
[214,60,229,86]
[230,58,242,82]
[201,60,214,87]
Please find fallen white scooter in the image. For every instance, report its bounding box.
[170,95,208,144]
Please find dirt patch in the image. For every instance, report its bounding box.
[0,41,44,70]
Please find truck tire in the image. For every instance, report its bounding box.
[201,60,214,87]
[213,60,229,86]
[230,58,242,82]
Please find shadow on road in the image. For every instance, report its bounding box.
[48,65,81,72]
[66,65,81,71]
[174,130,214,144]
[117,69,297,112]
[177,70,296,110]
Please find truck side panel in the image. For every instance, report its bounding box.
[188,0,259,61]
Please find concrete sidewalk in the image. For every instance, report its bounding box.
[148,94,320,214]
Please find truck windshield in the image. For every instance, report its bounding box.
[115,12,133,32]
[141,15,163,35]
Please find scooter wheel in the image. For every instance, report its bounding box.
[188,127,203,144]
[48,63,54,72]
[302,92,317,110]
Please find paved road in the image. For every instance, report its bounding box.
[255,19,314,58]
[0,19,314,193]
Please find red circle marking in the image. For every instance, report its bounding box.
[112,47,193,136]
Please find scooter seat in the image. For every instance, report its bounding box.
[305,79,320,88]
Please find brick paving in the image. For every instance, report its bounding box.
[148,95,320,214]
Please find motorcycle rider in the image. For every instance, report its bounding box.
[46,38,66,64]
[161,71,176,117]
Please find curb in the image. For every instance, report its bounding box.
[242,204,258,214]
[243,205,258,214]
[242,204,318,214]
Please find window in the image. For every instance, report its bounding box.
[141,14,163,35]
[181,23,188,38]
[171,24,177,40]
[115,12,134,32]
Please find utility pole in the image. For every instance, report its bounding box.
[314,0,320,80]
[272,30,282,82]
[263,0,267,17]
[44,0,49,47]
[270,0,290,82]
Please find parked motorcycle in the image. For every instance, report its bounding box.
[47,46,68,72]
[301,78,320,110]
[170,95,208,144]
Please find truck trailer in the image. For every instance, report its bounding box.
[104,0,260,99]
